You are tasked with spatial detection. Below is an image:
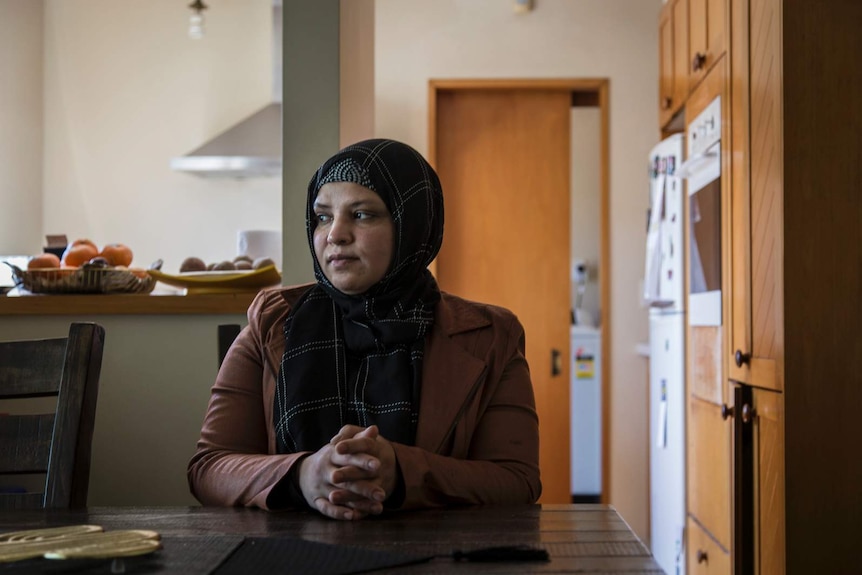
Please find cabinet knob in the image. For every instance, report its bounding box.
[661,96,673,110]
[697,549,709,564]
[692,52,707,72]
[734,349,751,367]
[741,403,756,424]
[721,404,734,420]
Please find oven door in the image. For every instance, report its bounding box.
[678,139,722,326]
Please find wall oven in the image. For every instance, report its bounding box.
[678,96,722,326]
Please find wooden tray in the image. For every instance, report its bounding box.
[147,265,281,294]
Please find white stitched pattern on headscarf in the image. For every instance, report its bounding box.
[317,158,375,192]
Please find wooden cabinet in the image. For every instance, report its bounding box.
[661,0,861,571]
[687,396,731,554]
[659,0,727,129]
[724,0,862,572]
[659,0,689,128]
[688,518,731,575]
[684,57,729,574]
[688,0,726,90]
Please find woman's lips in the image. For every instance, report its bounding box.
[327,254,357,269]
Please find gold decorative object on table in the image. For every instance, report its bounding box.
[0,524,161,563]
[148,264,281,294]
[5,263,155,295]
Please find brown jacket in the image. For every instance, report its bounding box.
[187,284,541,510]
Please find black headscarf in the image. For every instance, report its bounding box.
[273,139,444,453]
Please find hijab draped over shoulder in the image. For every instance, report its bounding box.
[273,139,445,454]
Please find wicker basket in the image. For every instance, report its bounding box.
[6,263,156,295]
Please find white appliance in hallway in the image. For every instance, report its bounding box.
[644,133,686,575]
[570,324,602,502]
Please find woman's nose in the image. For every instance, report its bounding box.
[327,217,351,245]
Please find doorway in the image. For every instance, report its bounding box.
[428,79,610,504]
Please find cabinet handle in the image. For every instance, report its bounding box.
[734,349,751,367]
[741,403,756,424]
[692,52,707,72]
[661,96,672,110]
[697,549,709,564]
[721,404,734,420]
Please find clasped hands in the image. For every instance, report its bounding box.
[298,424,398,521]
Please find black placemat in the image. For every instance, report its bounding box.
[213,537,433,575]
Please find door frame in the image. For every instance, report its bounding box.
[427,78,611,502]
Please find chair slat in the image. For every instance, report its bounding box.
[0,338,67,396]
[0,492,45,510]
[0,414,55,473]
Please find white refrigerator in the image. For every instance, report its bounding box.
[644,133,686,575]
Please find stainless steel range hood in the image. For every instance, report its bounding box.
[171,2,282,179]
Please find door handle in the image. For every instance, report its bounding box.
[551,349,562,377]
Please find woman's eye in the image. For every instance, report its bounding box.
[315,213,331,224]
[354,211,372,220]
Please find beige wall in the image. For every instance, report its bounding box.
[0,1,43,255]
[37,0,280,271]
[375,0,659,540]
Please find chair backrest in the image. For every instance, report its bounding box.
[0,322,105,510]
[217,324,241,368]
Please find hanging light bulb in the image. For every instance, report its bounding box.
[188,0,208,40]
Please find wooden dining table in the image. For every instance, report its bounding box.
[0,504,662,574]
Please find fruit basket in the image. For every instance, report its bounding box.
[5,263,156,295]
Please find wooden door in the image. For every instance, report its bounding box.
[687,396,731,554]
[672,0,690,111]
[434,88,572,503]
[728,0,782,391]
[688,517,731,574]
[752,387,785,575]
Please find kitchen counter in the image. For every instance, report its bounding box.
[0,295,255,506]
[0,291,259,315]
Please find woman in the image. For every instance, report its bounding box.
[188,139,541,520]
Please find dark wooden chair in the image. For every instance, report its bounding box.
[0,322,105,509]
[217,324,242,368]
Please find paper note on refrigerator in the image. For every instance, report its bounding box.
[643,174,666,303]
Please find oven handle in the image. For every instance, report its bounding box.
[675,148,719,179]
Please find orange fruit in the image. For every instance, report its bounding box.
[100,243,133,267]
[61,243,99,268]
[70,238,98,251]
[27,253,61,270]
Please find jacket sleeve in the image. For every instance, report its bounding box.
[391,313,542,509]
[187,290,306,510]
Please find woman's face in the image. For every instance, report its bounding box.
[313,182,394,295]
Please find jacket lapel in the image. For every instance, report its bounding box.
[416,294,491,453]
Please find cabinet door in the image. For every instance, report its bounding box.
[687,396,731,552]
[672,0,689,113]
[728,0,782,391]
[707,0,726,64]
[689,0,727,90]
[752,387,785,575]
[659,2,675,127]
[688,517,731,575]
